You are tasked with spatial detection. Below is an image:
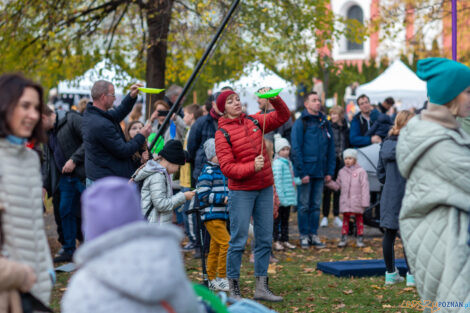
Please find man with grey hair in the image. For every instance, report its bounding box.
[165,84,184,106]
[82,80,152,185]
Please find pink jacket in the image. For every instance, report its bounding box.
[326,164,370,214]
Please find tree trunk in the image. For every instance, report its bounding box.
[145,0,174,119]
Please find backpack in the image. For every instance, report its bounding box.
[217,116,261,147]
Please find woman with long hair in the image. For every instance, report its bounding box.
[377,110,414,286]
[0,73,54,304]
[125,120,149,171]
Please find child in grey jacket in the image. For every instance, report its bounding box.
[133,140,195,225]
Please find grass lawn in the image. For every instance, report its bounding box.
[50,233,419,312]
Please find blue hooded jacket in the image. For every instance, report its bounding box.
[291,110,335,179]
[349,109,380,147]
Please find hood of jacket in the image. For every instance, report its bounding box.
[73,222,185,304]
[133,159,167,182]
[300,109,327,122]
[342,163,361,174]
[397,115,470,179]
[379,135,398,163]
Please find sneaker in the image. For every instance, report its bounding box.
[54,247,64,258]
[216,277,230,292]
[300,237,310,249]
[337,234,348,247]
[333,216,343,228]
[282,241,296,249]
[273,241,284,251]
[320,217,328,227]
[53,251,73,263]
[208,279,219,291]
[356,236,365,248]
[406,272,416,287]
[385,268,404,285]
[182,242,196,252]
[309,235,326,249]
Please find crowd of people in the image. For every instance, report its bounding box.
[0,57,469,312]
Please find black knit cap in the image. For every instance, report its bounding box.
[158,140,189,165]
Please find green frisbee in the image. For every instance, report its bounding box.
[255,88,283,99]
[138,87,165,94]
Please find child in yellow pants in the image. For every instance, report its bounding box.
[196,138,230,291]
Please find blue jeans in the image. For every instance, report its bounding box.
[297,178,324,238]
[58,176,85,254]
[227,186,273,279]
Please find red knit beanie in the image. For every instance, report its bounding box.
[216,90,237,113]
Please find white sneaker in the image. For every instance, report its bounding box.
[333,216,343,228]
[208,279,219,290]
[273,241,284,251]
[216,277,229,292]
[282,241,297,249]
[320,217,328,227]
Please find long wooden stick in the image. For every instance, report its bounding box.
[259,104,268,156]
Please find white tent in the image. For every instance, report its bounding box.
[356,60,427,110]
[57,59,138,97]
[214,62,296,114]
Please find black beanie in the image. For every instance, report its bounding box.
[158,140,188,165]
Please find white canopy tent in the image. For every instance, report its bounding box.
[356,60,427,110]
[58,59,137,96]
[214,62,296,114]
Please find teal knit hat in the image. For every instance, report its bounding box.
[416,58,470,105]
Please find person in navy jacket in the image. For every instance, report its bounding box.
[349,94,382,147]
[291,91,335,249]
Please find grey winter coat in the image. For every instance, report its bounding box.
[397,105,470,308]
[62,222,203,313]
[377,136,405,230]
[133,160,186,225]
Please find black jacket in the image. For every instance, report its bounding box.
[82,94,145,180]
[331,120,349,160]
[42,111,85,192]
[187,113,219,180]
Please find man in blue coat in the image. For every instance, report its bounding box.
[349,94,382,147]
[291,91,335,249]
[82,81,152,185]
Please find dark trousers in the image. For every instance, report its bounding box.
[322,188,340,217]
[382,228,411,273]
[273,206,291,242]
[58,176,85,254]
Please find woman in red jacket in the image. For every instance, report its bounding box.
[215,89,290,301]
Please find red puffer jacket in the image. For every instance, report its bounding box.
[215,96,290,190]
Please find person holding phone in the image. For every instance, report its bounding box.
[148,100,186,155]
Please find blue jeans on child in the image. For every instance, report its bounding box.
[297,178,324,239]
[227,186,273,279]
[58,176,85,254]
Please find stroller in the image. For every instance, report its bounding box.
[350,143,383,235]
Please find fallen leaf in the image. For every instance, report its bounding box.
[343,289,353,295]
[333,303,346,309]
[382,304,393,308]
[268,264,277,274]
[362,247,374,253]
[303,268,316,273]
